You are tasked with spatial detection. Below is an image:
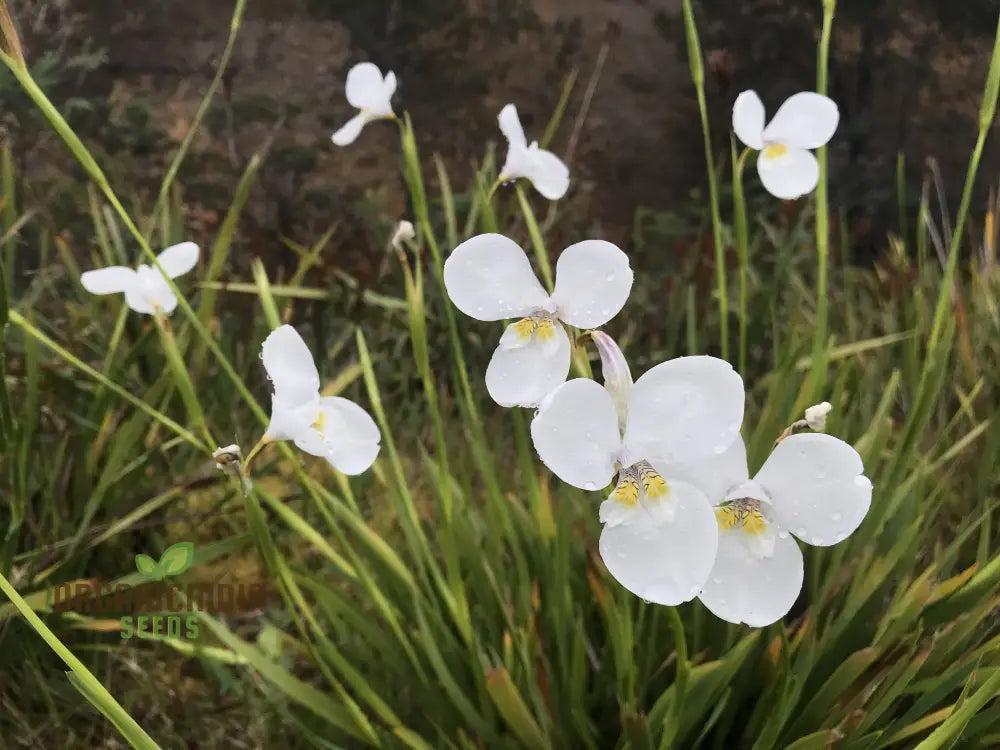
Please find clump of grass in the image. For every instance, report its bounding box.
[1,2,1000,749]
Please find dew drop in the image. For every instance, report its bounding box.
[688,584,701,596]
[712,576,723,585]
[583,481,598,491]
[811,536,824,545]
[816,471,827,481]
[831,512,841,522]
[601,307,611,316]
[795,527,807,537]
[777,530,789,539]
[617,552,626,560]
[719,597,727,605]
[605,273,615,282]
[713,443,728,455]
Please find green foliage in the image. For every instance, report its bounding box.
[1,3,1000,750]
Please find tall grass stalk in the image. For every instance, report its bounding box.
[809,0,836,399]
[682,0,728,360]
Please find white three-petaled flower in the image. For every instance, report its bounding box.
[530,332,746,605]
[660,431,872,627]
[331,62,397,146]
[80,242,199,316]
[261,325,381,474]
[443,233,633,408]
[733,90,839,200]
[497,104,570,201]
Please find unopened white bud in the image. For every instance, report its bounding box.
[213,444,244,476]
[804,402,832,432]
[390,220,415,251]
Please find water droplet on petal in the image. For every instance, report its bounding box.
[831,512,841,522]
[811,536,823,545]
[605,273,615,282]
[713,443,728,455]
[617,552,626,559]
[712,576,722,584]
[777,529,789,539]
[816,471,827,481]
[688,584,701,596]
[795,527,806,537]
[583,481,597,491]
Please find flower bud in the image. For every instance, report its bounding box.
[804,401,832,432]
[591,331,632,429]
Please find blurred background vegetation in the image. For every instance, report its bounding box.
[1,0,1000,748]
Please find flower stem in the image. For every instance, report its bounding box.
[682,0,728,361]
[514,183,554,292]
[810,0,836,399]
[732,143,751,376]
[660,606,689,749]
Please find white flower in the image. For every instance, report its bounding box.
[530,345,746,605]
[331,62,397,146]
[80,242,199,315]
[497,104,570,200]
[660,433,872,627]
[444,233,633,408]
[804,401,832,432]
[261,325,381,474]
[733,90,839,200]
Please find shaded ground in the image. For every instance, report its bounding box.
[9,0,1000,267]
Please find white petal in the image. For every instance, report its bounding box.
[332,112,369,146]
[382,71,397,101]
[754,433,872,546]
[345,62,390,111]
[529,378,621,490]
[757,147,819,200]
[485,323,570,408]
[698,531,804,627]
[623,356,745,465]
[271,391,321,443]
[319,396,381,474]
[599,479,718,605]
[762,92,839,150]
[443,233,550,321]
[524,147,570,200]
[156,242,199,278]
[261,325,320,406]
[732,90,765,150]
[550,240,633,329]
[80,266,137,295]
[123,287,158,315]
[652,435,750,506]
[498,103,527,149]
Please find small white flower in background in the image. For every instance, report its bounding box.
[530,336,746,605]
[80,242,199,316]
[660,431,872,627]
[497,104,570,200]
[261,325,381,474]
[331,62,397,146]
[444,233,633,408]
[804,401,832,432]
[733,90,839,200]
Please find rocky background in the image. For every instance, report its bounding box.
[4,0,999,272]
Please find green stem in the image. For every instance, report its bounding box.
[153,312,215,448]
[682,0,727,360]
[660,607,689,750]
[9,310,208,452]
[514,183,554,292]
[732,143,751,375]
[810,0,836,398]
[0,569,162,749]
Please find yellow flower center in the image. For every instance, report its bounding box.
[511,314,558,344]
[715,498,768,535]
[311,411,326,434]
[763,143,788,159]
[610,460,670,507]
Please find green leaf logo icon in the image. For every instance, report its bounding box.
[157,542,195,577]
[135,553,159,578]
[135,542,194,580]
